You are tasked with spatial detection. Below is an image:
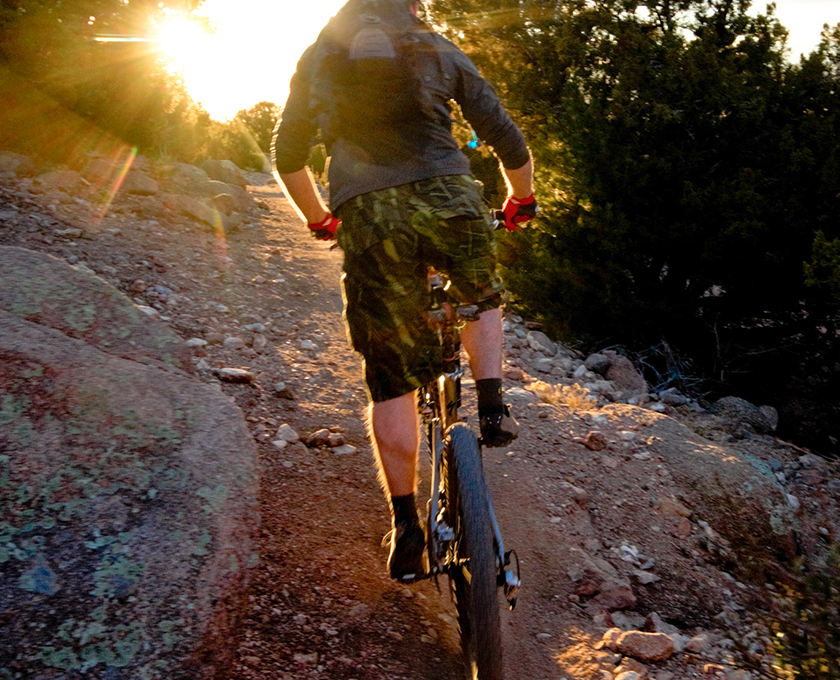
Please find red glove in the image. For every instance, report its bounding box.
[308,213,340,241]
[501,194,538,232]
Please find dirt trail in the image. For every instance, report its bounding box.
[5,169,813,680]
[227,183,565,680]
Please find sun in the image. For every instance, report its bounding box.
[152,1,348,122]
[157,15,211,72]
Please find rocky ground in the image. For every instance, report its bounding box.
[2,153,839,680]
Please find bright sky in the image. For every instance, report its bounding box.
[169,0,840,122]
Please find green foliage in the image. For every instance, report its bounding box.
[233,101,281,154]
[772,544,840,679]
[430,0,840,452]
[804,231,840,299]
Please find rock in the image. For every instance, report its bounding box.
[656,496,692,518]
[305,428,332,447]
[585,353,611,375]
[194,180,255,212]
[603,404,798,577]
[615,672,641,680]
[685,632,713,653]
[161,193,219,227]
[161,162,210,189]
[273,382,295,400]
[33,169,81,193]
[633,570,661,585]
[54,227,84,238]
[571,549,637,611]
[599,627,623,651]
[658,388,689,406]
[667,516,692,537]
[332,444,357,456]
[201,159,248,187]
[251,333,268,352]
[210,192,237,215]
[526,330,557,356]
[121,171,159,195]
[214,367,255,383]
[595,584,637,611]
[0,247,192,372]
[558,480,588,505]
[224,336,246,350]
[615,657,648,679]
[274,424,299,443]
[611,611,646,630]
[0,151,35,176]
[603,351,648,397]
[584,431,609,451]
[327,432,347,447]
[0,308,258,678]
[617,631,676,662]
[709,396,775,434]
[759,405,779,431]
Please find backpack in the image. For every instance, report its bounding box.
[310,0,438,155]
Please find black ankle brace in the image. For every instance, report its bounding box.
[390,493,419,527]
[476,378,504,417]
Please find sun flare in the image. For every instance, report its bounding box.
[157,15,211,71]
[153,1,347,122]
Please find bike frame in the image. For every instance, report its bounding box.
[418,272,520,610]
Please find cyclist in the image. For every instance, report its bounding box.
[272,0,537,582]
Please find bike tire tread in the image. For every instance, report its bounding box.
[446,423,504,680]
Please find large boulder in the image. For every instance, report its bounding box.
[160,163,210,191]
[193,180,255,213]
[0,249,259,678]
[0,247,192,373]
[604,405,797,571]
[200,160,248,188]
[709,395,776,434]
[603,351,648,398]
[0,151,35,176]
[120,170,159,196]
[161,193,221,229]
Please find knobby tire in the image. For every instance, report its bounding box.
[446,423,504,680]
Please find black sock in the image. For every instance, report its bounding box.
[391,494,419,527]
[476,378,504,417]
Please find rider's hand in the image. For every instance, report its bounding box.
[501,194,538,232]
[307,213,340,241]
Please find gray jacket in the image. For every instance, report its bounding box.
[272,20,529,211]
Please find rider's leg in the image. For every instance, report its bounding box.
[460,306,503,380]
[369,391,427,581]
[369,391,419,498]
[460,306,520,447]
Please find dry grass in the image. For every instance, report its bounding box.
[526,380,597,411]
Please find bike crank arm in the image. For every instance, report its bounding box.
[485,488,521,610]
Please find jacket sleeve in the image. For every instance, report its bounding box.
[272,44,320,175]
[449,45,530,170]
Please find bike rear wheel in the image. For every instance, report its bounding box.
[445,423,504,680]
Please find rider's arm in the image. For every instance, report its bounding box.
[277,167,329,225]
[272,43,323,223]
[272,43,337,237]
[448,43,530,175]
[502,155,534,200]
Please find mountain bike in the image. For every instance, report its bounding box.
[417,269,521,680]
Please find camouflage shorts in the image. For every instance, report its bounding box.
[335,175,505,402]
